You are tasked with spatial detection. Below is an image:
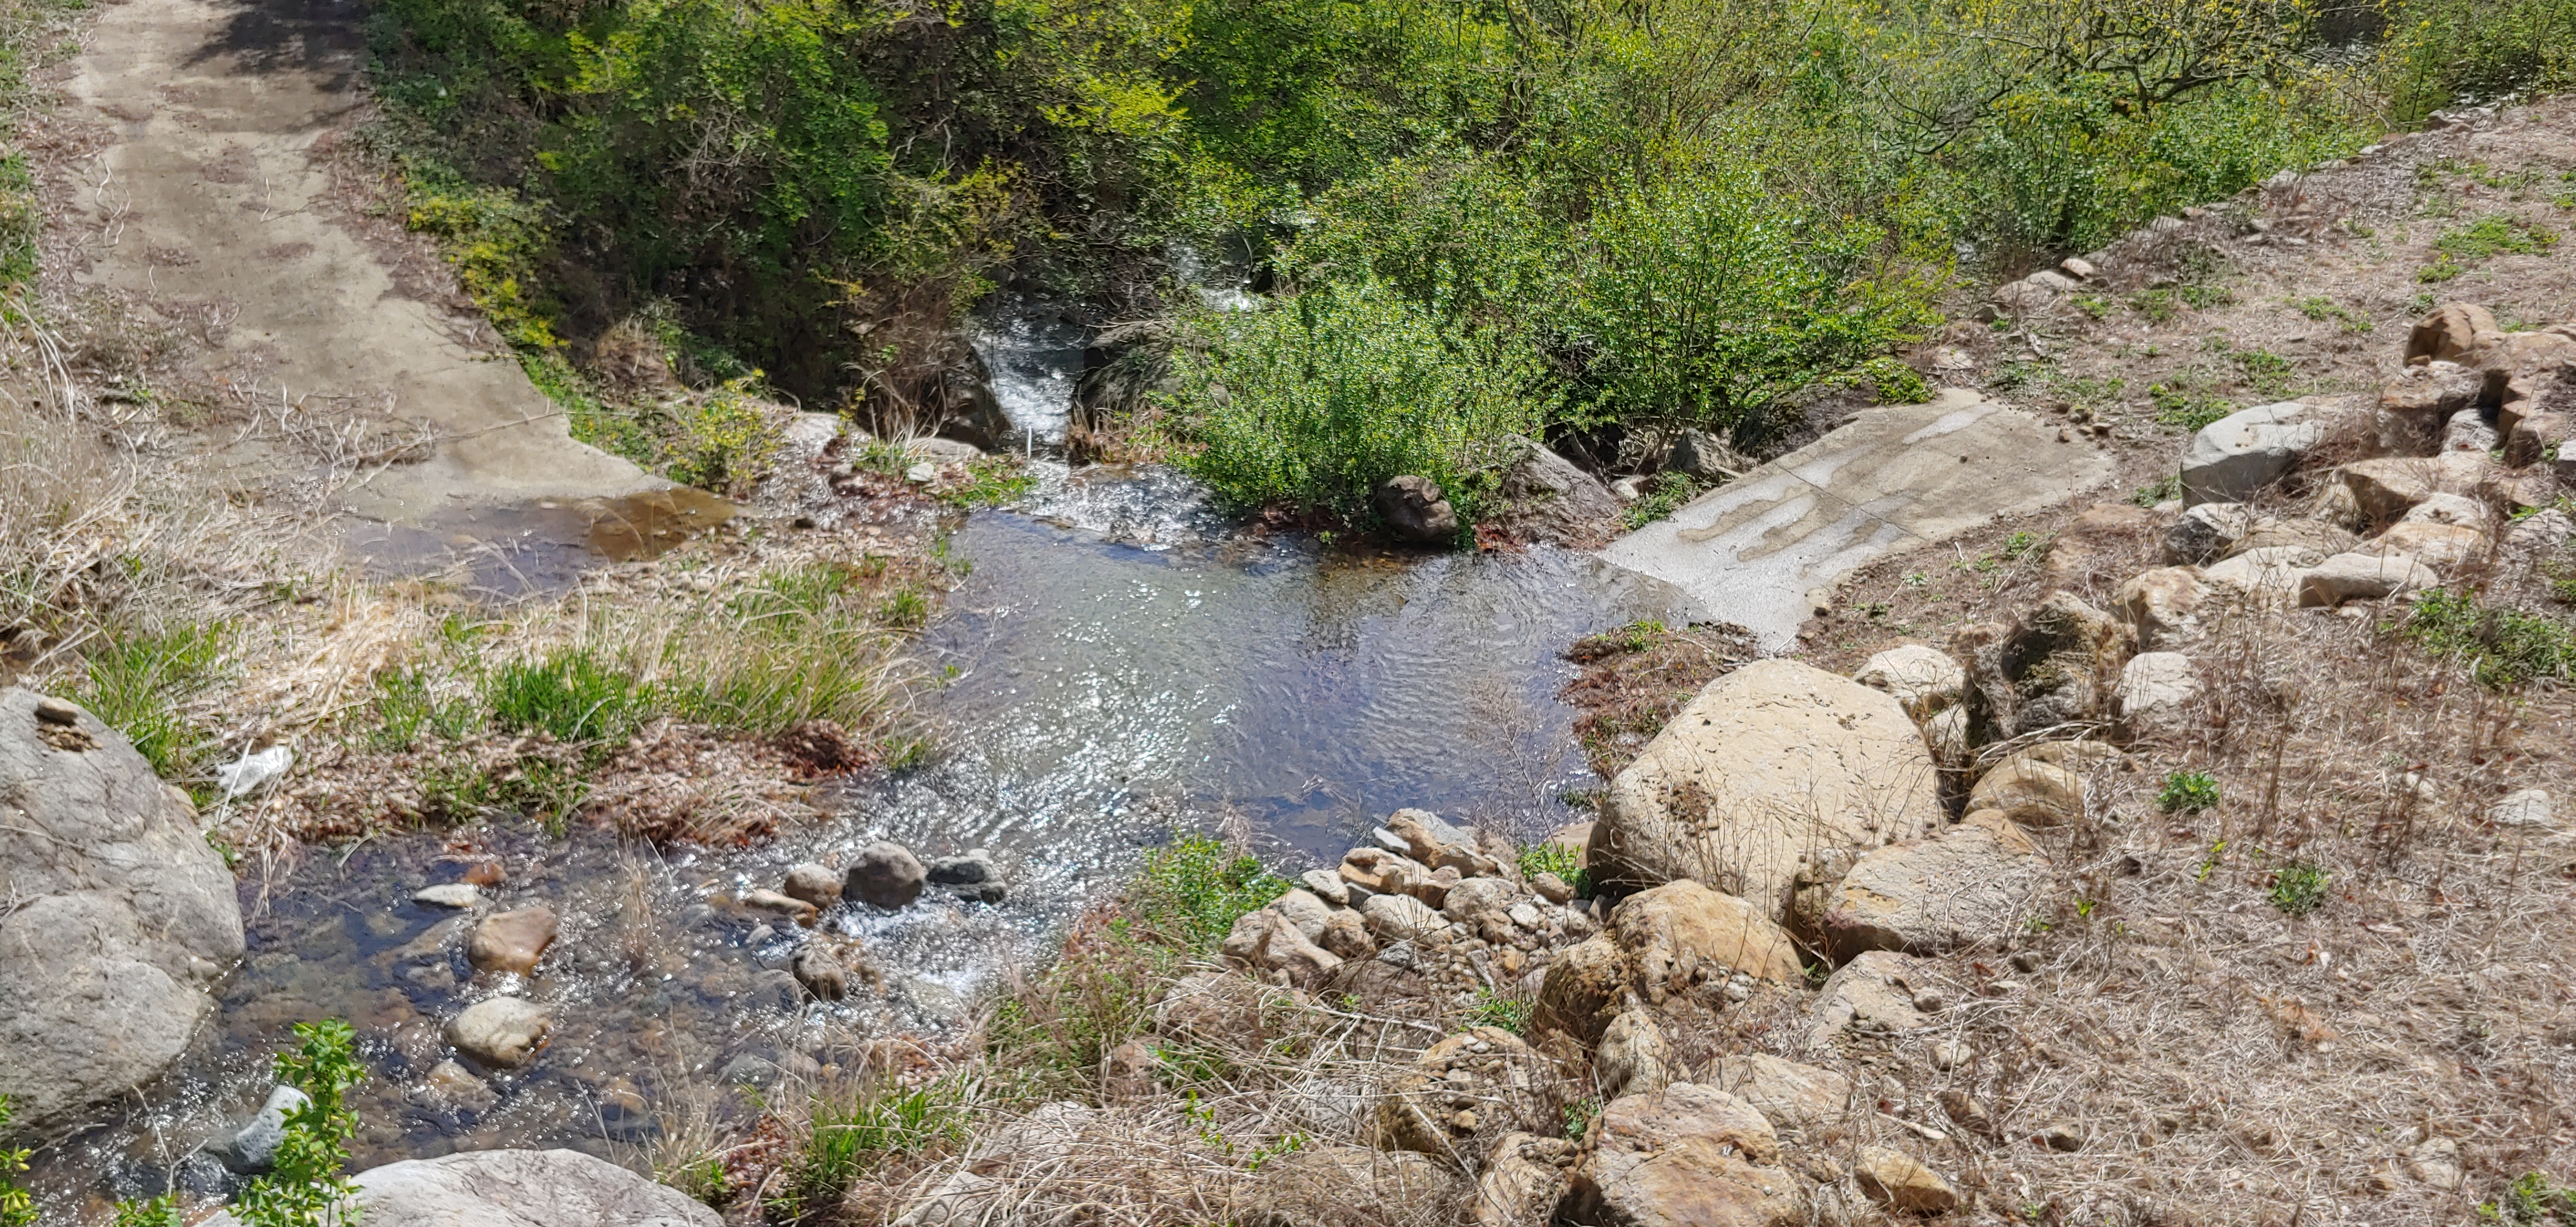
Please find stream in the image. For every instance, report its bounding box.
[27,344,1689,1218]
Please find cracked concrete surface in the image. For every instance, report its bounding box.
[63,0,656,525]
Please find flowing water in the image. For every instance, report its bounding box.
[27,457,1689,1218]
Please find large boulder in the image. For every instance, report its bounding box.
[1372,476,1460,545]
[2113,567,2209,653]
[0,689,245,1134]
[2405,301,2502,364]
[2378,362,2485,453]
[1563,1084,1803,1227]
[2114,652,2202,737]
[2181,402,2324,506]
[2369,521,2487,570]
[2162,502,2252,565]
[1801,950,1935,1050]
[1851,645,1965,720]
[1699,1054,1856,1141]
[1821,813,2049,959]
[2299,551,2439,606]
[1587,659,1940,917]
[1535,881,1803,1043]
[202,1149,720,1227]
[1486,439,1622,548]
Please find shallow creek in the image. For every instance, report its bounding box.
[30,464,1685,1216]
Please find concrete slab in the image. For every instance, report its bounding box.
[1597,392,2116,649]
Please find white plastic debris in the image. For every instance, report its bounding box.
[217,745,294,797]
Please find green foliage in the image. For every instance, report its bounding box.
[2150,381,2234,430]
[1516,841,1591,898]
[368,666,481,751]
[75,622,229,780]
[233,1020,365,1227]
[1130,835,1292,952]
[932,458,1038,509]
[772,1078,973,1221]
[2268,860,2329,916]
[2422,214,2560,282]
[2228,347,2299,399]
[0,1095,32,1227]
[1464,990,1531,1035]
[484,648,652,743]
[1620,472,1704,531]
[2405,587,2576,688]
[2375,0,2576,127]
[1564,1096,1601,1142]
[112,1194,184,1227]
[1162,281,1550,526]
[2131,473,2184,507]
[2293,295,2374,333]
[2485,1171,2576,1224]
[661,379,783,498]
[2158,769,2221,813]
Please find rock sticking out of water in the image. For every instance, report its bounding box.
[467,906,558,976]
[782,862,842,908]
[447,996,551,1069]
[927,849,1005,904]
[846,841,927,909]
[413,883,480,909]
[205,1085,309,1175]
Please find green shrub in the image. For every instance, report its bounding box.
[233,1020,365,1227]
[2269,861,2329,916]
[772,1078,973,1221]
[1130,835,1292,952]
[2486,1171,2576,1225]
[1162,280,1551,527]
[2423,214,2559,282]
[1464,990,1531,1035]
[2158,770,2221,813]
[2405,587,2576,688]
[1620,472,1704,531]
[111,1195,183,1227]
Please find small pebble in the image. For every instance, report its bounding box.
[413,884,480,909]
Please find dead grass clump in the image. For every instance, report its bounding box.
[1559,619,1757,777]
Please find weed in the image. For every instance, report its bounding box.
[2073,293,2115,319]
[2229,348,2299,398]
[2128,288,2180,323]
[2269,861,2329,916]
[2180,283,2235,310]
[2404,587,2576,688]
[772,1077,973,1221]
[2150,381,2233,431]
[2159,770,2221,813]
[727,562,861,622]
[0,1095,32,1227]
[1516,841,1589,896]
[934,458,1038,509]
[484,649,652,743]
[368,666,480,751]
[1621,471,1704,530]
[875,587,929,630]
[74,622,228,779]
[2292,296,2374,333]
[2131,474,2183,507]
[233,1020,364,1227]
[2423,215,2559,282]
[2485,1171,2576,1224]
[2001,531,2044,560]
[1564,1097,1601,1142]
[1465,990,1531,1034]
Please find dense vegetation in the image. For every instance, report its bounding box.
[368,0,2576,522]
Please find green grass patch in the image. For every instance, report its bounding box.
[2150,381,2233,431]
[2404,587,2576,688]
[2486,1171,2576,1225]
[2422,215,2559,282]
[770,1077,974,1222]
[1619,472,1704,531]
[74,622,230,780]
[934,458,1038,509]
[1516,840,1590,897]
[1464,989,1531,1035]
[2158,769,2220,813]
[2292,296,2374,334]
[483,648,655,744]
[2268,861,2329,916]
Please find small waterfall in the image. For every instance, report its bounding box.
[967,293,1087,443]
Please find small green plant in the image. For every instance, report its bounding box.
[2131,474,2183,507]
[2179,283,2234,310]
[484,648,653,743]
[2405,587,2576,688]
[75,621,230,779]
[2423,215,2559,282]
[2292,296,2374,333]
[2268,861,2329,916]
[368,666,481,751]
[2001,530,2044,560]
[875,587,929,629]
[2485,1171,2576,1224]
[0,1095,34,1227]
[934,458,1038,509]
[1621,471,1704,530]
[1516,840,1590,896]
[2229,347,2299,399]
[1564,1096,1601,1142]
[1465,990,1532,1035]
[2158,770,2221,813]
[2149,381,2232,431]
[1134,836,1293,950]
[2127,288,2180,323]
[2197,839,2225,881]
[773,1078,973,1221]
[111,1194,184,1227]
[233,1019,365,1227]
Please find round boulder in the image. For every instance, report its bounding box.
[200,1148,719,1227]
[845,841,927,910]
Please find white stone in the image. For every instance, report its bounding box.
[1852,645,1966,719]
[413,884,480,908]
[2402,493,2487,528]
[201,1150,720,1227]
[2183,402,2324,506]
[2491,789,2559,833]
[2204,546,2320,605]
[2115,652,2200,734]
[2299,551,2438,606]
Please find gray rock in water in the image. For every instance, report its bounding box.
[926,849,1004,903]
[845,841,927,909]
[0,688,246,1134]
[1370,475,1459,544]
[200,1148,720,1227]
[1486,439,1622,547]
[792,944,848,1001]
[2163,502,2251,565]
[446,996,552,1069]
[207,1085,310,1174]
[780,862,842,909]
[2182,402,2324,506]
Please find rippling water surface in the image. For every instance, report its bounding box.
[29,465,1685,1218]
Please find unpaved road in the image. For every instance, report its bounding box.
[61,0,656,524]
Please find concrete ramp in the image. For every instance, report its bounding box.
[1598,391,2115,649]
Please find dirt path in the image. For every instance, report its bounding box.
[59,0,656,527]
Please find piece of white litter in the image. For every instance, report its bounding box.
[217,745,294,797]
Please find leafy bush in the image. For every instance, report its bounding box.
[772,1078,974,1221]
[1516,841,1591,898]
[2486,1171,2576,1225]
[1162,281,1551,525]
[233,1020,364,1227]
[1464,990,1531,1035]
[2158,769,2221,813]
[111,1195,183,1227]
